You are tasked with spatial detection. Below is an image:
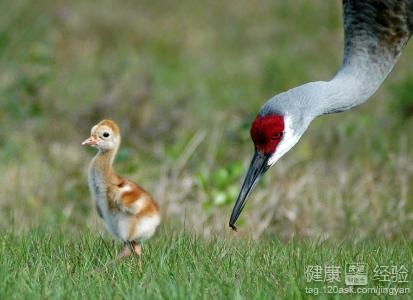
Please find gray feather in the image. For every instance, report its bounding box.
[260,0,413,121]
[342,0,413,66]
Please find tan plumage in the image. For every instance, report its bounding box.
[83,119,160,266]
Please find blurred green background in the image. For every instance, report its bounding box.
[1,0,413,240]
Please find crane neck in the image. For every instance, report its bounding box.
[308,50,401,117]
[89,147,119,180]
[261,50,403,125]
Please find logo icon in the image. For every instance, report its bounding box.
[345,263,367,285]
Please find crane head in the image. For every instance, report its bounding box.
[229,113,302,231]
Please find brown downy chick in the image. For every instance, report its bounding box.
[82,119,160,265]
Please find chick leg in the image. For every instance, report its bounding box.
[101,242,131,269]
[117,242,132,259]
[132,241,142,271]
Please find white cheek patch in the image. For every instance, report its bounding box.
[268,116,301,166]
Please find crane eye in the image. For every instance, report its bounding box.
[271,132,283,140]
[102,132,110,138]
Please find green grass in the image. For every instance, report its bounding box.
[1,227,412,299]
[0,0,412,239]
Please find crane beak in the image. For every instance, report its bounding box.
[229,150,271,231]
[82,136,97,146]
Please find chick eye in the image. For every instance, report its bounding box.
[271,132,283,140]
[102,132,110,138]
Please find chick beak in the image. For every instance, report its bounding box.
[82,136,97,146]
[229,150,271,231]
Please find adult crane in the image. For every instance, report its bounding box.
[229,0,413,230]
